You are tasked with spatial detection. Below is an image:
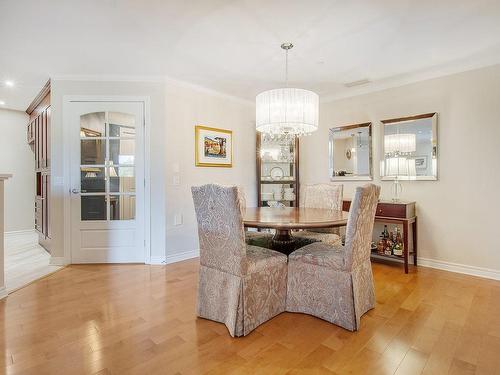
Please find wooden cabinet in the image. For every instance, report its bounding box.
[27,81,51,252]
[31,105,50,170]
[256,133,300,207]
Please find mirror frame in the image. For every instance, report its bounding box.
[329,122,373,181]
[380,112,438,181]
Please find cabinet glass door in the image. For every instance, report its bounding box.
[259,135,298,207]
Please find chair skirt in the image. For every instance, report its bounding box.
[197,263,287,337]
[286,258,375,331]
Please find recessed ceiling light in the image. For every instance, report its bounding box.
[4,80,14,87]
[0,100,5,106]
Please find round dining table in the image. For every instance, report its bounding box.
[243,207,349,254]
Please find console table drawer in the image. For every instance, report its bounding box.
[376,203,407,218]
[343,199,415,219]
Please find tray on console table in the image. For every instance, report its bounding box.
[343,199,417,274]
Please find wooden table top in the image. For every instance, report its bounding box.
[243,207,349,230]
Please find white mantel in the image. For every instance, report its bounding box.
[0,174,12,299]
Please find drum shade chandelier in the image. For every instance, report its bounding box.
[256,43,319,138]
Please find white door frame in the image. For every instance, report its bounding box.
[62,95,151,264]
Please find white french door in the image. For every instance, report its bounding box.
[69,101,145,263]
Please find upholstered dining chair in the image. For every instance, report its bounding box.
[293,183,344,245]
[236,186,273,246]
[191,184,288,337]
[286,183,380,331]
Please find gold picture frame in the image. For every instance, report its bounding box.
[195,125,233,167]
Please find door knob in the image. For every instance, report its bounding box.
[71,189,80,194]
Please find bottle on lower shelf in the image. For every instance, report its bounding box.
[393,227,403,256]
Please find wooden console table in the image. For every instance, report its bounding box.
[343,199,417,274]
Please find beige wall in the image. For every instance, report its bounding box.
[301,64,500,273]
[164,82,255,260]
[0,109,34,232]
[50,80,167,262]
[50,79,254,263]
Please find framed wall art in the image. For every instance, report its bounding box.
[195,125,233,167]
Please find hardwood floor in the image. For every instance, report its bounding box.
[1,259,500,374]
[4,231,62,293]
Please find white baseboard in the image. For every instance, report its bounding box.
[417,257,500,281]
[5,229,36,237]
[0,286,7,300]
[148,256,166,265]
[161,251,499,281]
[166,249,199,264]
[49,256,68,266]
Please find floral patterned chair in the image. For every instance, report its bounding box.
[293,183,344,245]
[286,184,380,331]
[191,184,288,337]
[236,186,273,246]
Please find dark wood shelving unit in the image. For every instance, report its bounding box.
[27,80,51,252]
[256,134,299,208]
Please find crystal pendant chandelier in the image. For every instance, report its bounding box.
[256,43,319,140]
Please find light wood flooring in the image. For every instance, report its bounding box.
[1,259,500,374]
[4,231,62,293]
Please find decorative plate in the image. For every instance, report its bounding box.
[270,167,284,180]
[346,148,352,160]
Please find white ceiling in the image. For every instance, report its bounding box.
[2,0,500,111]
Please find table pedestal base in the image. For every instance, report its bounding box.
[271,229,296,255]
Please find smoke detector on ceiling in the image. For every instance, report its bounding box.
[344,79,371,88]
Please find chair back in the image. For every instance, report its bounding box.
[191,184,246,275]
[300,183,343,210]
[344,184,380,270]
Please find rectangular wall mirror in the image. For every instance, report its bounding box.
[329,122,372,181]
[381,112,438,181]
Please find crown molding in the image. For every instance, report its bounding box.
[163,76,254,106]
[47,52,500,108]
[26,79,51,114]
[51,74,254,106]
[50,74,166,83]
[321,53,500,103]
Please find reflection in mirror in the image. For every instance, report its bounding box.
[329,122,372,181]
[381,113,437,181]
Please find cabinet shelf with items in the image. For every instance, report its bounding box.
[343,199,417,273]
[257,133,299,207]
